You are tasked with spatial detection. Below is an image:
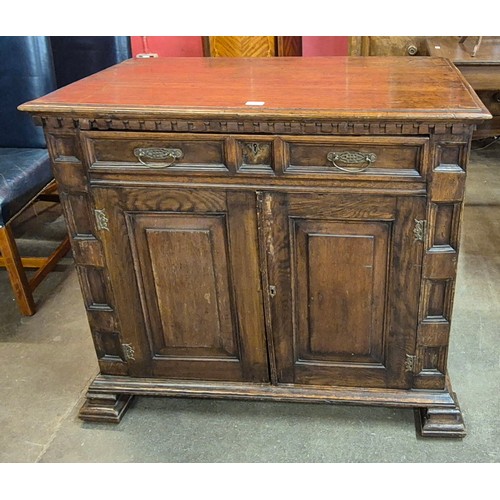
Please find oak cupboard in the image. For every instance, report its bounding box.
[20,56,490,437]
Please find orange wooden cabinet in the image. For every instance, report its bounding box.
[20,57,490,437]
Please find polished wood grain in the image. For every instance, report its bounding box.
[203,36,302,58]
[19,57,490,122]
[207,36,276,57]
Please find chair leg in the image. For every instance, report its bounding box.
[28,236,71,291]
[0,225,36,316]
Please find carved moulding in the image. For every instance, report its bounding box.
[38,115,474,137]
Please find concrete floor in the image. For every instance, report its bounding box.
[0,142,499,463]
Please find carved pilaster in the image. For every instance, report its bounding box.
[46,127,128,376]
[414,133,471,389]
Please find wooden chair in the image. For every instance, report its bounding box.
[0,37,70,316]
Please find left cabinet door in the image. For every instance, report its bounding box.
[91,186,270,383]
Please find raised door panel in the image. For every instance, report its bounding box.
[92,187,269,383]
[294,220,389,366]
[128,213,238,361]
[261,192,425,389]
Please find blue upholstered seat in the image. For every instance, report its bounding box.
[0,37,131,227]
[0,36,130,315]
[0,36,57,225]
[0,37,62,316]
[0,148,53,227]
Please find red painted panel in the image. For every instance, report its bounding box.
[131,36,204,57]
[302,36,349,56]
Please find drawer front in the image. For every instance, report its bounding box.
[82,131,428,181]
[82,132,229,172]
[283,136,427,179]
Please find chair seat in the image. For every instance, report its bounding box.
[0,148,53,227]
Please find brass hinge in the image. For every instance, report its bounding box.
[413,219,426,242]
[405,354,418,373]
[95,209,109,231]
[122,343,135,361]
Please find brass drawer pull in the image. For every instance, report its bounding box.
[327,151,377,173]
[133,147,183,168]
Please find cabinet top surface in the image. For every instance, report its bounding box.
[20,56,490,122]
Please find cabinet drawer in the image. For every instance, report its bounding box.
[82,132,229,172]
[283,136,428,178]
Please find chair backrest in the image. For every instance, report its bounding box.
[0,36,57,149]
[50,36,131,88]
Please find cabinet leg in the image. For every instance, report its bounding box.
[79,391,134,423]
[415,393,466,438]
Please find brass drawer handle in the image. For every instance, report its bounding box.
[133,147,184,168]
[327,151,377,173]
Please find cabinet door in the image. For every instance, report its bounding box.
[92,187,269,383]
[260,192,425,389]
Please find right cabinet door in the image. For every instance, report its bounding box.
[260,191,425,389]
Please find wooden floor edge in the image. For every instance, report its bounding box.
[88,375,457,408]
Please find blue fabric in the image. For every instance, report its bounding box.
[0,148,52,226]
[0,37,56,148]
[50,36,131,88]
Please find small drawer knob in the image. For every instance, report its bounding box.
[407,44,418,56]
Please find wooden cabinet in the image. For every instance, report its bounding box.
[20,56,490,437]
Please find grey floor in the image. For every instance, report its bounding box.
[1,142,499,463]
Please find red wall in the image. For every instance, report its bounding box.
[130,36,349,57]
[302,36,349,56]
